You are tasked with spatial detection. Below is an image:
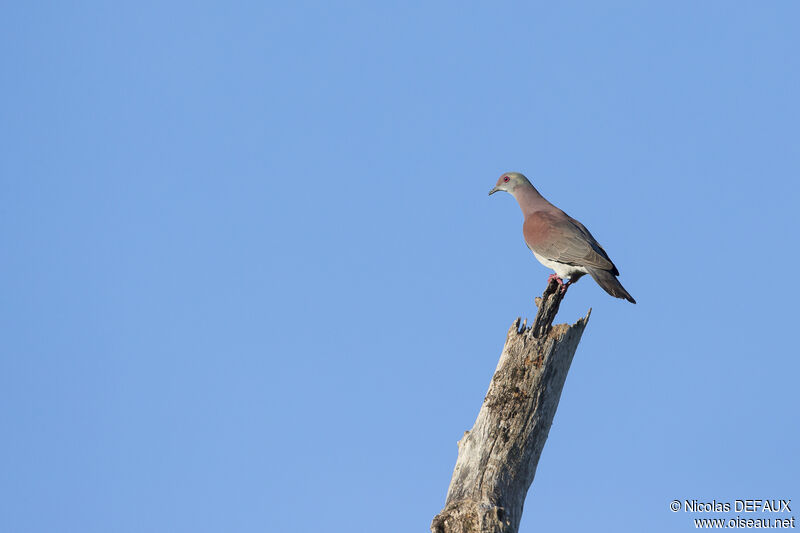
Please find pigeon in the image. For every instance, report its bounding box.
[489,172,635,303]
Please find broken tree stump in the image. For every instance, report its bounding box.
[431,279,591,533]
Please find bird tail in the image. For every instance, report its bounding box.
[586,267,636,304]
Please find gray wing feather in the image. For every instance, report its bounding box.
[527,214,616,271]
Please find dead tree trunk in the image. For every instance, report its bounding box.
[431,280,590,533]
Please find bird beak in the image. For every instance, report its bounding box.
[488,187,500,196]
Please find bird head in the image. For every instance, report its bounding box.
[488,172,529,196]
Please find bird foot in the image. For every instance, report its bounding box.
[547,274,570,294]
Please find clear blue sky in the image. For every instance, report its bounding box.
[2,2,798,532]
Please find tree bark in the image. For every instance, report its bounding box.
[431,280,590,533]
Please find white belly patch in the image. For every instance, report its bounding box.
[532,251,589,280]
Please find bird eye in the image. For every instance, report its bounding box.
[503,176,510,183]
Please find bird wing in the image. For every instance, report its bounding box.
[523,210,617,272]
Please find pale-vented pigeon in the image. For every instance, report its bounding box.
[489,172,636,303]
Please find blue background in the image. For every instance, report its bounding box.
[2,2,798,532]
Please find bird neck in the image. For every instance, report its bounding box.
[512,183,547,215]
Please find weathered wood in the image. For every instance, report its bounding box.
[431,280,590,533]
[530,280,566,339]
